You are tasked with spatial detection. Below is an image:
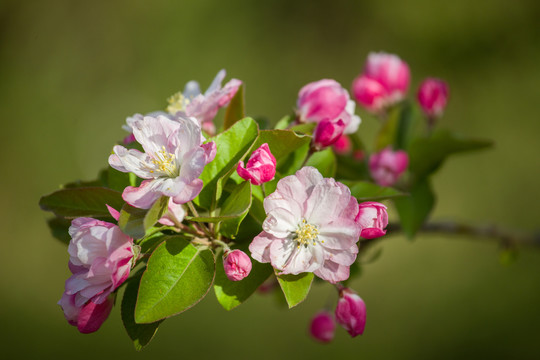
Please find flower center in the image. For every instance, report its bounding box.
[294,219,319,248]
[167,92,191,114]
[150,146,178,177]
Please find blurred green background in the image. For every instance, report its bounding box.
[1,0,540,358]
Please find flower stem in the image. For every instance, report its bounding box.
[300,148,315,169]
[260,183,267,199]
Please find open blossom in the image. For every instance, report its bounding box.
[167,69,242,135]
[335,287,366,337]
[297,79,361,134]
[158,198,186,227]
[109,114,216,209]
[369,147,408,187]
[58,217,134,333]
[356,202,388,239]
[310,311,336,343]
[417,77,449,118]
[249,166,361,284]
[237,143,276,185]
[223,250,252,281]
[352,52,410,113]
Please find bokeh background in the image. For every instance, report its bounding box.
[1,0,539,359]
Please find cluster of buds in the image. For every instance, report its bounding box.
[310,287,367,342]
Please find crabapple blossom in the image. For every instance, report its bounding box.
[369,147,409,187]
[109,114,216,209]
[310,311,336,343]
[237,143,276,185]
[58,217,134,333]
[223,250,252,281]
[335,287,366,337]
[249,166,362,284]
[356,202,388,239]
[417,77,449,119]
[332,135,352,155]
[297,79,361,134]
[167,69,242,134]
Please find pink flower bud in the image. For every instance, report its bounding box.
[58,293,114,334]
[332,134,352,155]
[335,288,366,337]
[223,250,252,281]
[352,52,410,113]
[364,52,410,97]
[237,143,276,185]
[356,201,388,239]
[312,118,346,150]
[309,311,336,343]
[297,79,349,123]
[297,79,361,134]
[417,77,449,118]
[369,147,408,187]
[351,75,387,112]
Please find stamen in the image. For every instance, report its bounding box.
[167,92,191,114]
[150,146,178,177]
[294,219,319,248]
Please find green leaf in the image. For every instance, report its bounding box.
[256,129,311,161]
[219,181,252,238]
[121,271,163,351]
[135,236,215,323]
[277,143,310,176]
[375,108,400,151]
[394,178,436,239]
[341,180,406,201]
[223,84,245,130]
[276,272,314,308]
[118,197,168,240]
[306,148,336,177]
[39,187,124,219]
[395,101,415,150]
[214,249,273,311]
[107,167,136,192]
[196,117,259,209]
[274,114,294,130]
[409,129,493,178]
[46,217,71,244]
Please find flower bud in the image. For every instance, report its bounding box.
[351,74,387,112]
[417,77,449,119]
[332,134,352,155]
[309,311,336,343]
[352,52,410,113]
[369,147,408,187]
[237,143,276,185]
[297,79,361,134]
[312,118,346,150]
[297,79,349,124]
[223,250,252,281]
[335,288,366,337]
[356,201,388,239]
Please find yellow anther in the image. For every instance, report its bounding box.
[167,92,191,114]
[150,146,177,177]
[294,220,319,247]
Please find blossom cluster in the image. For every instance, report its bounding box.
[39,52,463,348]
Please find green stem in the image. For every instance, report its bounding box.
[300,148,314,169]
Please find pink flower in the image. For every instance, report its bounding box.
[310,311,336,343]
[356,202,388,239]
[297,79,361,134]
[335,288,366,337]
[237,143,276,186]
[352,52,410,112]
[249,167,361,284]
[332,135,352,155]
[167,69,242,135]
[223,250,252,281]
[369,147,408,187]
[312,118,346,151]
[417,77,449,118]
[109,114,216,209]
[58,217,134,333]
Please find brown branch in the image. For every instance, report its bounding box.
[359,221,540,252]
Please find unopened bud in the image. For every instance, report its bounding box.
[309,311,336,343]
[335,288,366,337]
[223,250,252,281]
